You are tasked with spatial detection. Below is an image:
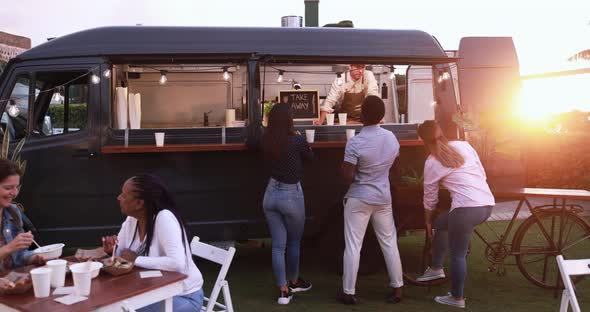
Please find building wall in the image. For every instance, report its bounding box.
[0,31,31,63]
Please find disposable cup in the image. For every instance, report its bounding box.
[346,129,356,140]
[326,113,335,126]
[338,113,347,125]
[47,259,67,288]
[155,132,165,147]
[30,267,51,298]
[70,263,92,296]
[305,129,315,143]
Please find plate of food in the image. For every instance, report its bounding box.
[0,272,32,295]
[101,257,134,276]
[75,247,108,261]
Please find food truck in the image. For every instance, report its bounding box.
[0,26,520,246]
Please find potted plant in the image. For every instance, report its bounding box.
[262,100,274,127]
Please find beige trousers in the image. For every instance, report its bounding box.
[343,197,404,295]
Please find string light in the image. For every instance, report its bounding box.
[159,71,168,85]
[222,67,230,81]
[103,69,111,78]
[91,74,101,84]
[336,72,343,86]
[277,70,284,83]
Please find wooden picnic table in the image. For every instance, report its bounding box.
[0,264,186,312]
[492,187,590,201]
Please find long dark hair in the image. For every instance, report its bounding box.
[417,120,465,168]
[0,159,22,183]
[129,174,188,256]
[261,103,295,161]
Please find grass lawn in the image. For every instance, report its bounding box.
[196,220,590,312]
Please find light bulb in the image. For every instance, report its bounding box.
[223,67,230,81]
[103,69,111,78]
[437,75,444,84]
[159,71,167,85]
[442,72,450,80]
[336,73,343,86]
[277,71,284,83]
[91,74,100,84]
[52,92,62,103]
[7,103,19,117]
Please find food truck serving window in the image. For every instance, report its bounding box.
[111,63,247,130]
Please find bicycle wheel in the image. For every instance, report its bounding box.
[397,227,449,286]
[513,210,590,289]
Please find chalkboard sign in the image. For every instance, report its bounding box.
[278,90,320,120]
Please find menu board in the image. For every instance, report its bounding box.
[278,90,320,120]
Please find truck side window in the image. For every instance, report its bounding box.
[33,71,88,136]
[2,75,30,141]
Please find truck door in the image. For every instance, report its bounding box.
[0,62,106,245]
[457,37,524,188]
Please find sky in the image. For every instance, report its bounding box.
[2,0,590,75]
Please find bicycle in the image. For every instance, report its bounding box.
[396,188,590,290]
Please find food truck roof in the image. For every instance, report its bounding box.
[16,26,455,64]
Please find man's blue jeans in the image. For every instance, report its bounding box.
[432,205,493,298]
[263,178,306,287]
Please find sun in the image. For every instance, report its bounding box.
[515,74,590,122]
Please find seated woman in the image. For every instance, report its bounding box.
[0,159,45,271]
[102,174,204,312]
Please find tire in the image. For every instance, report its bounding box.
[513,210,590,289]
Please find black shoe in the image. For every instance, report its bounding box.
[289,278,312,293]
[337,291,359,305]
[277,289,293,305]
[386,293,402,304]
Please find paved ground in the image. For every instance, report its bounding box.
[490,198,590,221]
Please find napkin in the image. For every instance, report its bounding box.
[53,286,74,295]
[54,294,88,305]
[139,270,163,278]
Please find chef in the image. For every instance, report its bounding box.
[315,64,379,125]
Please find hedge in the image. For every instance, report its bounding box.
[47,103,87,129]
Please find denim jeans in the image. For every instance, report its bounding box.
[432,206,493,298]
[137,288,204,312]
[263,178,306,287]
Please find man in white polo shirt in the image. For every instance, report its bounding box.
[338,95,404,305]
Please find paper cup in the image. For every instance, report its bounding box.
[70,263,92,296]
[338,113,347,125]
[305,129,315,143]
[326,113,335,126]
[346,129,356,140]
[154,132,165,147]
[30,267,51,298]
[47,259,67,288]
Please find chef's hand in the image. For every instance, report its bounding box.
[102,235,118,254]
[120,249,138,263]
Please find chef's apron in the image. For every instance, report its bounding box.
[340,74,366,121]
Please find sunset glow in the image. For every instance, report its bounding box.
[515,73,590,122]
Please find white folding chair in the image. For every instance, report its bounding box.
[191,236,236,312]
[556,255,590,312]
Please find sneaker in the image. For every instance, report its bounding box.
[277,289,293,305]
[385,293,402,304]
[289,278,312,293]
[416,267,446,282]
[336,291,359,305]
[434,293,465,308]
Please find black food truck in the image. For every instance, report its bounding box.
[0,26,521,247]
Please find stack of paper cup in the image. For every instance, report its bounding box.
[326,113,335,126]
[305,129,315,143]
[30,267,51,298]
[346,129,356,140]
[338,113,347,125]
[225,109,236,127]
